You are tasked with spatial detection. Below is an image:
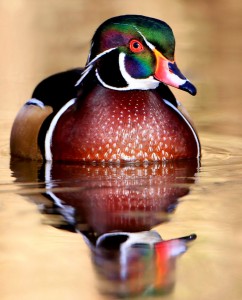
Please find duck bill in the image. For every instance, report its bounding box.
[153,49,197,96]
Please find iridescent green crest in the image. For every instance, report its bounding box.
[90,15,175,61]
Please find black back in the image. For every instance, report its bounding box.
[32,68,83,112]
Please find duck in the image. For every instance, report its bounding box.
[10,15,200,163]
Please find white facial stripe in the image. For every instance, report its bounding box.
[75,64,93,86]
[87,47,117,67]
[44,98,76,161]
[95,69,129,91]
[111,23,155,51]
[87,41,94,64]
[75,47,117,86]
[119,52,159,89]
[133,26,155,50]
[77,25,158,89]
[96,53,159,91]
[163,99,201,158]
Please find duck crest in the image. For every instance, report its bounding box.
[10,14,200,163]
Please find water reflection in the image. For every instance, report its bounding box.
[88,231,196,297]
[11,159,199,297]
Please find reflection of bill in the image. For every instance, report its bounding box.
[11,158,199,297]
[89,231,196,297]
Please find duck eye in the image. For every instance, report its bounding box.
[129,40,144,53]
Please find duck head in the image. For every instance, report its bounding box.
[77,15,196,95]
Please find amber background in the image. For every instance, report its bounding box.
[1,1,242,300]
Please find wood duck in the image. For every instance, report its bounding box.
[10,15,200,163]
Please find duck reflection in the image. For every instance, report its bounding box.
[87,231,196,297]
[11,159,199,297]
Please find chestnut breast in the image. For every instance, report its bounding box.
[50,86,199,162]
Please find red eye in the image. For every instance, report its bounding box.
[129,39,144,53]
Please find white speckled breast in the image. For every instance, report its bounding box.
[50,86,199,162]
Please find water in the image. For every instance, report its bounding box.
[1,1,242,299]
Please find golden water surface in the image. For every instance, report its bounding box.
[1,1,242,300]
